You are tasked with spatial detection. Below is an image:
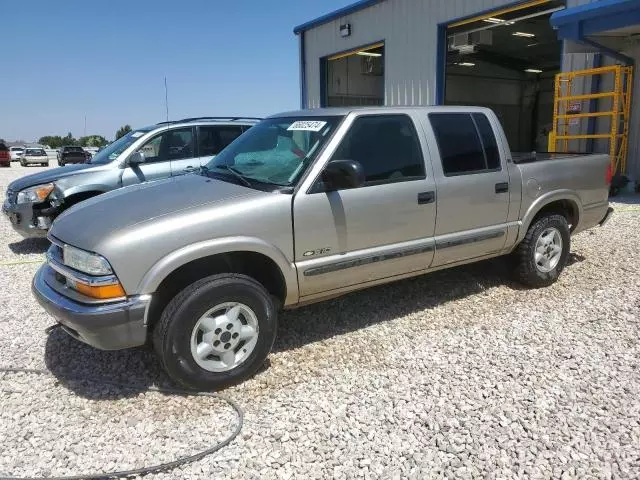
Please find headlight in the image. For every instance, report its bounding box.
[17,183,54,204]
[63,244,113,275]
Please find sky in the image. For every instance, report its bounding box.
[0,0,352,142]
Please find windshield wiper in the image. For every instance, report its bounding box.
[210,164,253,188]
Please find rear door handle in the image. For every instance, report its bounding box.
[495,182,509,193]
[183,166,196,173]
[417,191,435,204]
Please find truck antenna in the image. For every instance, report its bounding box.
[164,77,169,123]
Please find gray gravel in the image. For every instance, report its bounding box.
[0,161,639,479]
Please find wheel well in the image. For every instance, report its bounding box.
[531,199,579,231]
[64,191,103,208]
[147,252,287,328]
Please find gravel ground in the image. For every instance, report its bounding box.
[0,162,638,479]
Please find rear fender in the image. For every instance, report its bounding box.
[516,189,582,244]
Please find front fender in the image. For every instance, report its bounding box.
[136,236,299,306]
[60,184,111,199]
[516,189,582,244]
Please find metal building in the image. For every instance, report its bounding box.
[294,0,640,186]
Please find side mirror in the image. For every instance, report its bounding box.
[320,159,365,191]
[128,151,145,165]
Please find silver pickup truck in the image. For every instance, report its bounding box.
[32,107,613,390]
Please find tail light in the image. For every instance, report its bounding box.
[605,163,613,185]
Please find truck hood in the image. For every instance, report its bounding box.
[7,164,97,192]
[50,174,261,249]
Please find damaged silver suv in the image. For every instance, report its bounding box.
[3,117,258,237]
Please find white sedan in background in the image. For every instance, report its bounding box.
[20,147,49,167]
[9,147,24,162]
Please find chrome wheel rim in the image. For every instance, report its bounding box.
[534,227,563,273]
[190,302,259,373]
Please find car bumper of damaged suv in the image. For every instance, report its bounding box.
[32,264,149,350]
[2,200,58,238]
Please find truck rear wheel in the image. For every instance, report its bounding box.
[513,214,570,288]
[152,274,277,390]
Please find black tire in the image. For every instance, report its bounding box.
[59,161,65,167]
[152,274,277,390]
[513,214,570,288]
[20,160,26,167]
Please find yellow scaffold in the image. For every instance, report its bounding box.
[549,65,633,174]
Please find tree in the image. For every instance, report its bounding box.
[78,135,108,147]
[38,136,64,148]
[115,125,132,140]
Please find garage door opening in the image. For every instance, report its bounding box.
[444,1,565,152]
[323,43,385,107]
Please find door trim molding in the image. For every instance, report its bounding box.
[302,243,434,277]
[435,229,506,250]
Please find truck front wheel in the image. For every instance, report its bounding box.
[152,274,277,390]
[513,214,570,288]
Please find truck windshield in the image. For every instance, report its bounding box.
[205,116,343,188]
[88,129,151,165]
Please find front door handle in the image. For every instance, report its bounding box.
[495,182,509,194]
[417,191,435,204]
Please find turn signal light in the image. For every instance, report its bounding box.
[75,282,126,300]
[605,163,613,185]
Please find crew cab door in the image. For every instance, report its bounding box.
[121,127,194,186]
[195,125,245,168]
[293,113,436,298]
[424,112,511,266]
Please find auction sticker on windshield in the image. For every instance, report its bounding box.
[287,120,327,132]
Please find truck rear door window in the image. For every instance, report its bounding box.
[331,114,425,185]
[472,113,500,170]
[429,113,500,176]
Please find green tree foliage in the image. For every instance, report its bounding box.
[39,134,109,149]
[38,135,66,148]
[78,135,108,147]
[115,125,132,140]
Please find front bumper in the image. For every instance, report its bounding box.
[2,199,56,238]
[32,264,149,350]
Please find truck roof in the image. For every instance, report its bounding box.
[269,105,495,118]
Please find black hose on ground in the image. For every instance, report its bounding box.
[0,327,244,480]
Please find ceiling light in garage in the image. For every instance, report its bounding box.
[513,31,535,37]
[456,62,476,67]
[482,17,515,25]
[525,68,543,73]
[356,51,382,57]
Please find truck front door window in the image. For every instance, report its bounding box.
[331,115,425,186]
